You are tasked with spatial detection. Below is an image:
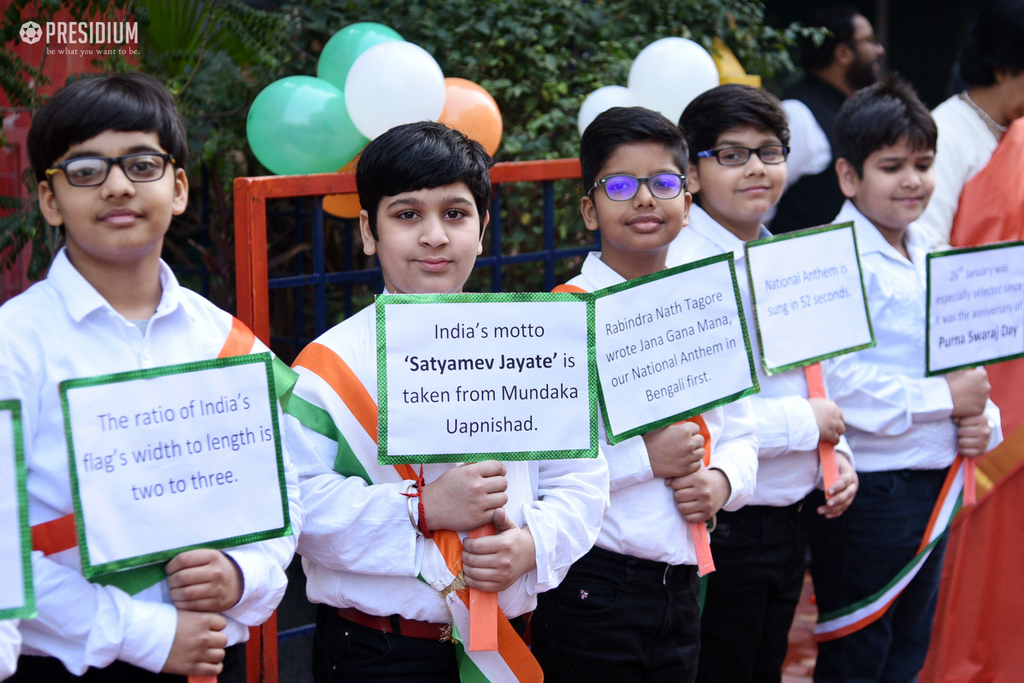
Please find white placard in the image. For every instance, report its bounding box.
[61,355,290,576]
[746,223,875,373]
[0,402,32,618]
[593,254,758,443]
[378,294,597,464]
[927,242,1024,375]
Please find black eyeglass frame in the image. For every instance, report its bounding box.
[588,173,688,202]
[696,145,790,166]
[44,152,176,187]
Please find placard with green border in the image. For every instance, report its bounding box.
[60,353,292,579]
[925,241,1024,376]
[376,292,598,465]
[591,253,759,445]
[0,400,34,620]
[745,222,876,375]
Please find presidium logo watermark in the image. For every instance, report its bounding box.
[19,20,138,56]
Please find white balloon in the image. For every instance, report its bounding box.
[578,85,634,136]
[628,38,720,124]
[345,41,446,139]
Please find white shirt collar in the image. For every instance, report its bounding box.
[835,200,931,265]
[685,205,772,261]
[579,252,628,289]
[47,248,185,323]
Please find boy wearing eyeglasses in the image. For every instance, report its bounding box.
[666,84,859,683]
[530,106,758,683]
[0,73,301,681]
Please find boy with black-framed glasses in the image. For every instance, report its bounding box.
[668,82,860,683]
[530,105,759,683]
[2,72,301,681]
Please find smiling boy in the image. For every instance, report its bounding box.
[0,73,300,681]
[667,84,858,683]
[282,121,608,683]
[529,106,758,683]
[808,76,1002,681]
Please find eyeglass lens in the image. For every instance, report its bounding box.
[63,154,169,186]
[603,173,683,201]
[715,146,787,166]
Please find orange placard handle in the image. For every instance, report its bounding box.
[467,523,499,651]
[963,457,977,506]
[804,362,840,497]
[683,416,716,575]
[189,677,217,683]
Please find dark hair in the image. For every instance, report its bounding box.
[679,84,789,165]
[357,121,493,239]
[28,72,188,183]
[800,5,862,71]
[959,0,1024,86]
[579,106,688,192]
[834,75,937,176]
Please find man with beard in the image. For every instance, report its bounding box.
[771,6,885,234]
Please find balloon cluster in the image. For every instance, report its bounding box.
[247,23,503,217]
[578,37,720,136]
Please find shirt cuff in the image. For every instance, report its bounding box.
[222,546,287,626]
[603,436,654,491]
[119,599,177,673]
[711,457,751,511]
[781,395,821,452]
[909,377,955,423]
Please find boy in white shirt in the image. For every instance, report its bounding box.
[668,83,859,683]
[0,73,301,680]
[810,76,1002,682]
[529,106,759,683]
[283,121,608,682]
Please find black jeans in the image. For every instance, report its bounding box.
[9,645,244,682]
[532,545,701,683]
[696,503,808,683]
[805,468,950,683]
[311,604,527,683]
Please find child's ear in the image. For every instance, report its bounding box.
[686,162,701,195]
[477,210,490,256]
[581,194,599,233]
[358,210,378,256]
[171,167,189,216]
[37,180,64,227]
[835,158,859,199]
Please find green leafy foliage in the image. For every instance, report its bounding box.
[284,0,812,296]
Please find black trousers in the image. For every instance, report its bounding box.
[696,503,808,683]
[9,644,243,682]
[311,604,527,683]
[805,469,950,683]
[532,545,701,683]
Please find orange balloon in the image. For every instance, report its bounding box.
[323,193,362,219]
[324,153,362,219]
[438,78,502,156]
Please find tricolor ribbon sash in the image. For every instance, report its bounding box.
[814,455,965,642]
[290,342,543,682]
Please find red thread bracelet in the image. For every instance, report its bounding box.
[416,465,432,539]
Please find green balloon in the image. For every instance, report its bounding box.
[246,76,368,175]
[317,22,404,92]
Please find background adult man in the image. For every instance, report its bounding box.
[771,5,885,234]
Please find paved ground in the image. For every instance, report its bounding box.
[782,572,817,683]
